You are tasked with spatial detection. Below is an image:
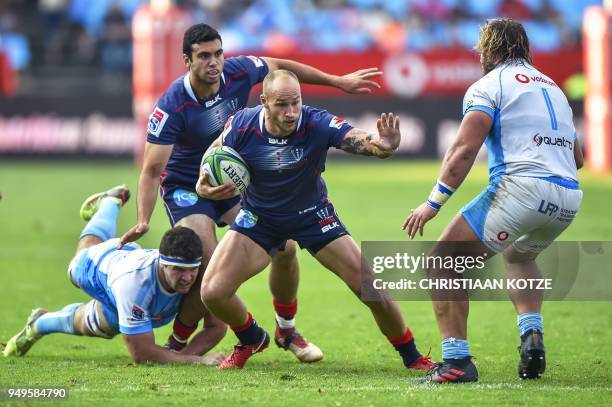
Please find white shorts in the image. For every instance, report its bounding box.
[461,175,583,253]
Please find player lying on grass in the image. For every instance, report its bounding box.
[121,23,381,361]
[403,18,584,383]
[3,186,226,365]
[195,69,435,370]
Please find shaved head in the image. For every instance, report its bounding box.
[262,69,300,97]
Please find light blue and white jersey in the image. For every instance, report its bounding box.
[69,239,182,335]
[463,61,578,187]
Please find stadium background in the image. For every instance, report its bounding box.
[1,0,611,405]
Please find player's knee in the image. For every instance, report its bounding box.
[200,279,233,308]
[278,240,297,260]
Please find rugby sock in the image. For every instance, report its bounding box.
[273,299,297,336]
[517,312,543,337]
[35,303,81,335]
[441,337,471,366]
[80,197,120,241]
[388,329,421,366]
[231,312,264,346]
[167,319,198,350]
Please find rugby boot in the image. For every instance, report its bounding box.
[274,326,323,363]
[218,331,270,369]
[518,329,546,379]
[421,359,478,383]
[3,308,47,357]
[80,184,130,221]
[406,353,437,370]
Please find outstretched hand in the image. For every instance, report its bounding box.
[195,172,237,200]
[401,202,438,240]
[335,68,383,94]
[119,222,149,247]
[371,113,401,158]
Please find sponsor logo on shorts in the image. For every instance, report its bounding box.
[538,200,559,216]
[321,221,340,233]
[131,305,145,321]
[236,208,258,229]
[316,207,331,220]
[497,231,509,241]
[147,107,169,137]
[533,133,573,150]
[173,189,198,207]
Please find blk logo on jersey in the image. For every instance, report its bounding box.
[329,116,347,129]
[148,107,169,137]
[268,138,288,145]
[173,189,198,207]
[205,94,223,108]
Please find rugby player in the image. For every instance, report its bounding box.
[3,186,226,365]
[120,23,383,362]
[403,19,584,383]
[196,70,435,370]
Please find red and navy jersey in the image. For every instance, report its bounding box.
[146,56,269,188]
[222,105,353,215]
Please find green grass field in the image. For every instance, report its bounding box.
[1,160,611,406]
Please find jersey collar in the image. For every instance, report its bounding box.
[183,73,226,103]
[258,107,303,136]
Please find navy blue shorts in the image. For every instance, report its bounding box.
[230,201,349,256]
[160,185,240,227]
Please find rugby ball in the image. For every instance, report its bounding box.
[200,146,250,196]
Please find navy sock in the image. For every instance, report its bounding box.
[388,329,421,365]
[232,313,264,346]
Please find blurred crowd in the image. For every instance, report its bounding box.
[0,0,602,73]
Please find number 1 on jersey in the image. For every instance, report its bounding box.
[541,88,558,130]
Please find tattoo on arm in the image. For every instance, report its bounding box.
[340,129,375,156]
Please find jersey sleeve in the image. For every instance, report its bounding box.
[110,271,155,335]
[310,108,354,149]
[231,55,270,87]
[146,97,184,145]
[463,75,499,120]
[221,112,247,151]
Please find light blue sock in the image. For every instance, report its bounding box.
[441,337,471,360]
[35,303,82,335]
[80,197,120,241]
[517,312,543,337]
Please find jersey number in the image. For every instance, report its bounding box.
[541,88,558,130]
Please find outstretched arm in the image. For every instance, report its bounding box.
[123,331,221,365]
[340,113,401,158]
[180,306,227,356]
[262,57,382,94]
[402,110,492,239]
[120,143,172,246]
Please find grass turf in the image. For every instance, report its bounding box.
[0,160,611,406]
